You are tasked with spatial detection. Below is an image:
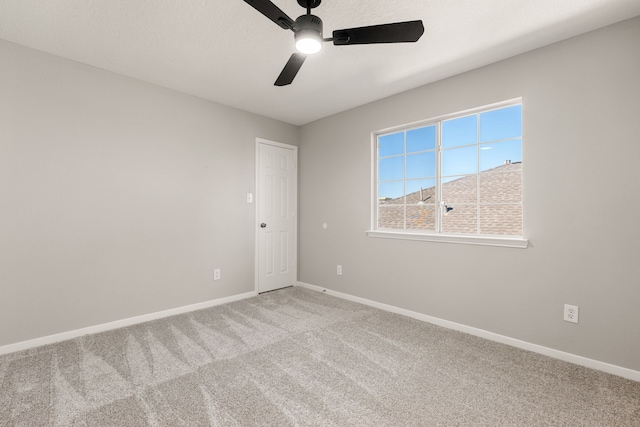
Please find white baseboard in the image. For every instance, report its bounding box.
[296,281,640,383]
[0,291,257,356]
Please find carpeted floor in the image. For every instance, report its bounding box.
[1,286,639,426]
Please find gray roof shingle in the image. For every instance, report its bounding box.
[379,162,522,236]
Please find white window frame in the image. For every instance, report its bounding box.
[367,98,528,249]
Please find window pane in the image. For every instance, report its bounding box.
[480,105,522,142]
[406,152,435,179]
[480,139,522,172]
[378,206,405,229]
[480,205,522,236]
[441,146,477,176]
[378,156,404,181]
[407,125,436,152]
[441,205,477,234]
[442,115,477,148]
[406,205,436,231]
[441,175,477,204]
[479,169,522,203]
[378,181,404,204]
[379,132,404,157]
[406,179,436,204]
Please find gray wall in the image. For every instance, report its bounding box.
[298,17,640,372]
[0,40,298,347]
[2,16,639,374]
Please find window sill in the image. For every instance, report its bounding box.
[366,230,529,248]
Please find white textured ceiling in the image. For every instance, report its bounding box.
[1,0,639,125]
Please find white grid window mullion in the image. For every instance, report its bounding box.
[403,130,408,230]
[476,112,481,235]
[436,122,442,233]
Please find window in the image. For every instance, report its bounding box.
[371,100,526,248]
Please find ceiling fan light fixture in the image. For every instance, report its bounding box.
[295,30,322,54]
[294,14,324,55]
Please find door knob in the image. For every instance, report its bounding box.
[260,223,267,228]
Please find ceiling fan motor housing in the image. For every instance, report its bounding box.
[295,14,323,41]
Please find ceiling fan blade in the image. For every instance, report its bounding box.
[332,20,424,45]
[243,0,295,30]
[275,53,306,86]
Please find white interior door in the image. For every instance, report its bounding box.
[256,140,297,293]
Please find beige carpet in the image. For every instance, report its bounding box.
[1,286,639,426]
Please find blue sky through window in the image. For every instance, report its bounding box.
[442,115,477,148]
[378,132,404,157]
[407,125,435,152]
[481,105,522,142]
[480,139,522,171]
[378,104,522,200]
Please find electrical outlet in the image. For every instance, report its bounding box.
[337,265,342,276]
[214,269,221,281]
[564,304,579,323]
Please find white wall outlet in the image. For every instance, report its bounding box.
[564,304,579,323]
[246,193,253,203]
[337,265,342,276]
[214,269,221,281]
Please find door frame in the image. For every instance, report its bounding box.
[254,138,298,293]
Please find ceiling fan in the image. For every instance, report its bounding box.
[243,0,425,86]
